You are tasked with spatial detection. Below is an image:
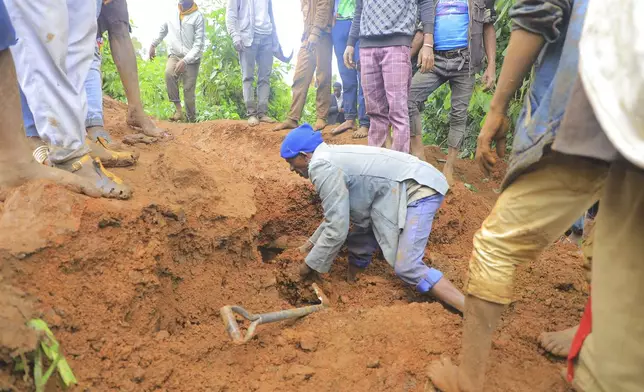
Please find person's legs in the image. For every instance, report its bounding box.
[380,46,412,153]
[360,47,388,148]
[354,44,370,138]
[182,60,201,123]
[165,55,183,121]
[571,161,644,392]
[395,194,465,311]
[428,152,607,392]
[240,39,259,120]
[444,67,475,186]
[256,34,275,122]
[100,0,164,137]
[273,44,316,131]
[331,19,357,135]
[346,226,380,282]
[314,32,332,130]
[408,60,446,160]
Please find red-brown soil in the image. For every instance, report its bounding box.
[0,98,586,391]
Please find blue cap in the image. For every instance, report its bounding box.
[280,124,324,159]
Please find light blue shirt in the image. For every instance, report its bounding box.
[434,0,469,51]
[304,143,449,273]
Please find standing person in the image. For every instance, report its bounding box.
[343,0,433,154]
[327,82,345,124]
[150,0,205,123]
[0,0,99,197]
[408,0,497,186]
[424,0,642,391]
[330,0,369,139]
[7,0,132,199]
[280,124,465,312]
[226,0,281,127]
[98,0,168,138]
[272,0,334,132]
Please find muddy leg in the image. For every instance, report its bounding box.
[443,147,458,186]
[0,49,100,198]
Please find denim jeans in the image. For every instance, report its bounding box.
[347,193,445,292]
[240,33,273,117]
[332,19,369,127]
[85,43,104,129]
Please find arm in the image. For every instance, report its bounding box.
[183,13,206,64]
[311,0,333,37]
[151,21,169,47]
[346,0,362,47]
[410,30,424,59]
[225,0,241,41]
[418,0,436,72]
[304,161,351,273]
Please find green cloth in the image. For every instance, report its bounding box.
[337,0,355,19]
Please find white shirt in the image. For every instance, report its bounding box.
[579,0,644,169]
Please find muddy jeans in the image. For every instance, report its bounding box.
[240,33,273,118]
[348,194,444,292]
[287,32,332,122]
[165,54,200,122]
[408,50,475,147]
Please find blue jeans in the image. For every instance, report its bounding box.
[348,194,444,292]
[332,19,369,128]
[85,43,104,129]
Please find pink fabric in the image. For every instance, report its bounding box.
[360,46,412,153]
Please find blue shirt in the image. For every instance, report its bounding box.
[433,0,469,51]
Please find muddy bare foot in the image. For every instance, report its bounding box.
[539,326,578,357]
[123,133,158,146]
[443,163,455,187]
[331,120,356,136]
[298,241,313,255]
[259,115,276,124]
[353,126,368,139]
[428,357,461,392]
[273,118,298,132]
[127,109,173,140]
[0,160,101,199]
[55,155,132,200]
[313,119,327,131]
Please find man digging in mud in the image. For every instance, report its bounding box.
[280,124,465,312]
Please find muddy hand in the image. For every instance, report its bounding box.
[476,110,509,176]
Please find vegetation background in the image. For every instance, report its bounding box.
[102,0,525,155]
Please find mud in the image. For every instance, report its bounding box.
[0,98,586,391]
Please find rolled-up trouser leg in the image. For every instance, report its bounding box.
[182,61,200,122]
[572,161,644,392]
[394,194,444,292]
[446,71,475,149]
[465,152,608,305]
[7,0,95,164]
[347,226,379,269]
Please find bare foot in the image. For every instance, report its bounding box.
[313,119,327,131]
[0,160,100,199]
[428,357,461,392]
[127,109,173,139]
[272,118,298,132]
[539,326,578,357]
[443,162,455,187]
[123,133,158,146]
[259,115,277,124]
[331,120,356,136]
[248,116,259,127]
[347,264,361,283]
[168,109,183,122]
[353,126,368,139]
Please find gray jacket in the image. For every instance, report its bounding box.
[152,9,205,64]
[225,0,292,62]
[304,143,449,273]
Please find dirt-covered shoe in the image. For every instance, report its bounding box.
[259,115,276,124]
[248,116,260,127]
[169,109,184,122]
[87,137,138,168]
[272,118,298,132]
[55,154,132,200]
[313,119,327,131]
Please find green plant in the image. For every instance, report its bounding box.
[14,319,77,392]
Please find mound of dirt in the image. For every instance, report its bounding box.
[0,98,587,391]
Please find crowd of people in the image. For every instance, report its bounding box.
[1,0,643,391]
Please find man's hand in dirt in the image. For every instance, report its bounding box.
[149,45,156,60]
[305,33,319,52]
[481,65,496,90]
[174,59,187,74]
[344,46,356,69]
[476,109,509,176]
[419,45,435,73]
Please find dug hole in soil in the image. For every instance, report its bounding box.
[0,98,587,391]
